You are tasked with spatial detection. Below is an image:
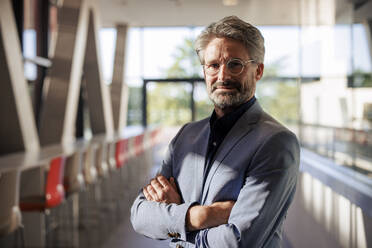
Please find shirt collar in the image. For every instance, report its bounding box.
[209,96,256,131]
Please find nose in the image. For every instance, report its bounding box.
[217,64,231,81]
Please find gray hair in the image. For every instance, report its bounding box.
[195,16,265,64]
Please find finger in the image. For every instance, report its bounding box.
[169,177,177,190]
[146,185,159,201]
[150,178,164,193]
[143,187,153,201]
[157,175,171,188]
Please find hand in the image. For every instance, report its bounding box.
[186,201,235,231]
[143,175,181,204]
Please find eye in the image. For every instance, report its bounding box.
[209,63,220,69]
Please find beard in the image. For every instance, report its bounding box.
[207,78,255,109]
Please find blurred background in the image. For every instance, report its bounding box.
[0,0,371,247]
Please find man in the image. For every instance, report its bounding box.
[131,16,300,248]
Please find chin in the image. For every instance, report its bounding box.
[211,93,240,109]
[210,91,252,109]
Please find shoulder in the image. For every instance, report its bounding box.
[256,115,299,155]
[253,111,300,163]
[244,101,298,143]
[184,117,210,130]
[175,117,210,137]
[169,117,210,145]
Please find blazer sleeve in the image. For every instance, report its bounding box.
[195,130,300,248]
[130,124,195,241]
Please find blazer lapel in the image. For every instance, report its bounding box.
[201,102,263,204]
[192,123,210,203]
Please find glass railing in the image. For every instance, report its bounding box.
[300,123,372,177]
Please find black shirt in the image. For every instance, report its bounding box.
[203,96,256,180]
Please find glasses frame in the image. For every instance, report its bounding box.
[203,58,256,76]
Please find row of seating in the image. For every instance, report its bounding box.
[0,128,161,247]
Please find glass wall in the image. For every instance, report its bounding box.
[299,0,372,177]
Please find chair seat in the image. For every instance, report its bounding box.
[19,195,46,212]
[20,156,66,211]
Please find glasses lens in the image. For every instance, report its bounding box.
[227,59,244,75]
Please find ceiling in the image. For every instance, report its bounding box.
[98,0,371,28]
[98,0,302,27]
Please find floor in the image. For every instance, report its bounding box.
[101,130,176,248]
[102,214,169,248]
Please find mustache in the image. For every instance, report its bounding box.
[211,81,241,91]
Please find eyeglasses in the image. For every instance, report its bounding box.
[203,58,256,76]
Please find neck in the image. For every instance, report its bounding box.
[214,106,235,119]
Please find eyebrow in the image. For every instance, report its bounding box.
[205,57,243,63]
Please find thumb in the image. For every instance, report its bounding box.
[170,177,177,189]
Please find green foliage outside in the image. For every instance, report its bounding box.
[256,80,299,125]
[165,38,202,78]
[350,69,372,87]
[257,59,299,125]
[148,83,192,125]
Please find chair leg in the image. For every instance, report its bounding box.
[12,225,25,248]
[19,225,25,248]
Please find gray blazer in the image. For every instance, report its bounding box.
[131,101,300,248]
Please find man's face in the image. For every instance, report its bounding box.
[203,37,263,110]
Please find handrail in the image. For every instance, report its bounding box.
[300,148,372,218]
[300,123,372,175]
[23,56,52,68]
[0,126,150,173]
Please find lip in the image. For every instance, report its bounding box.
[214,86,237,91]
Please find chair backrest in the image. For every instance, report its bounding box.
[45,156,65,208]
[134,134,144,156]
[0,170,22,236]
[95,143,108,177]
[107,143,117,171]
[63,152,84,194]
[115,139,128,169]
[83,144,97,185]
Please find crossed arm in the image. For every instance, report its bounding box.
[143,175,235,231]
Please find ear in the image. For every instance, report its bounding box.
[255,63,264,81]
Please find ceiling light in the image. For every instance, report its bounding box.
[223,0,238,6]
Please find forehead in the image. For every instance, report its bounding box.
[204,37,249,62]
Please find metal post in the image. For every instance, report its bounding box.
[12,0,23,50]
[34,0,49,127]
[142,81,147,127]
[191,81,195,122]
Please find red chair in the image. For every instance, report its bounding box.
[134,134,144,156]
[20,156,65,212]
[150,128,161,147]
[19,157,66,247]
[115,139,128,169]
